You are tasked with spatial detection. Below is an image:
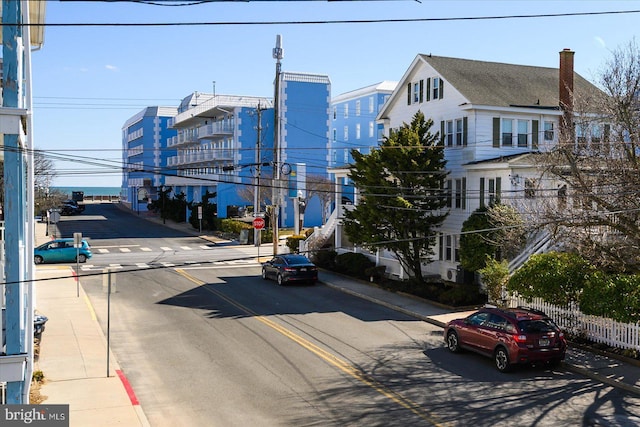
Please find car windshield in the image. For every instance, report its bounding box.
[518,319,556,334]
[285,255,311,264]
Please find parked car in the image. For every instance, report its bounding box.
[60,199,85,214]
[444,305,567,372]
[34,238,92,264]
[262,254,318,285]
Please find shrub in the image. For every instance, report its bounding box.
[335,252,375,279]
[220,219,252,234]
[312,249,337,268]
[364,265,386,280]
[286,235,306,253]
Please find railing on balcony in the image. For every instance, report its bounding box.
[167,149,235,166]
[198,122,234,139]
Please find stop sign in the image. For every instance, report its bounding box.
[253,217,265,230]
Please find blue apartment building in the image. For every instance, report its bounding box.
[123,71,332,228]
[121,106,178,212]
[329,81,397,204]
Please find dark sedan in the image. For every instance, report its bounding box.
[262,254,318,285]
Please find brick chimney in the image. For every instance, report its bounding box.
[559,48,575,132]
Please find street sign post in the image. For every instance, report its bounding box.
[253,217,265,262]
[74,232,82,297]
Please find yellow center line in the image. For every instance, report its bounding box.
[175,268,445,426]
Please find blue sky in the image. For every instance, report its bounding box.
[31,0,640,187]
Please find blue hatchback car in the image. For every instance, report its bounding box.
[34,238,92,264]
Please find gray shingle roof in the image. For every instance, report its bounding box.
[421,54,600,108]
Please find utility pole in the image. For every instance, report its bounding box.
[254,102,262,247]
[272,34,284,256]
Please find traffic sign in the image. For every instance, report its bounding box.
[253,217,265,230]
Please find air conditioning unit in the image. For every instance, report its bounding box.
[446,268,457,281]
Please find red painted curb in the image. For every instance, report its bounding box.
[116,369,140,406]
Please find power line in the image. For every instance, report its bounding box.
[8,9,640,27]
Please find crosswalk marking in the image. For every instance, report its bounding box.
[80,259,260,272]
[160,247,172,251]
[141,247,152,252]
[119,248,131,253]
[97,249,109,254]
[180,246,192,250]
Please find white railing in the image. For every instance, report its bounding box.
[508,295,640,351]
[508,230,552,273]
[301,208,339,253]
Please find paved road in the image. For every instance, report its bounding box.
[81,263,640,426]
[70,204,640,426]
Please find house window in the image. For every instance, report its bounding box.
[446,121,454,147]
[356,100,361,116]
[544,121,554,141]
[343,126,348,141]
[502,119,513,146]
[454,178,466,209]
[486,177,501,205]
[518,120,528,147]
[356,123,361,139]
[558,184,567,210]
[433,78,440,99]
[369,121,374,138]
[456,119,463,146]
[344,149,349,163]
[525,178,537,199]
[445,179,452,208]
[333,106,337,120]
[333,128,337,142]
[445,235,452,261]
[369,96,374,113]
[413,82,421,103]
[591,123,602,143]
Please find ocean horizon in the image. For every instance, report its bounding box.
[52,186,122,197]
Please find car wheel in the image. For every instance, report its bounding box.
[446,330,461,353]
[494,347,511,372]
[34,255,43,265]
[277,274,285,286]
[77,254,87,263]
[261,268,268,280]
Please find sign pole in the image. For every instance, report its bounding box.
[74,232,82,297]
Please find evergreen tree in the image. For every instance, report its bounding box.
[343,111,448,283]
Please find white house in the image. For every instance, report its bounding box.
[321,49,602,281]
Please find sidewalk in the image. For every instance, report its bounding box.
[33,208,640,427]
[34,221,150,426]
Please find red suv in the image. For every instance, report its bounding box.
[443,306,567,372]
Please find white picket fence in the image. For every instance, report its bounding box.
[508,295,640,351]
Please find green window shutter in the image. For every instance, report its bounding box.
[407,82,411,105]
[496,177,502,203]
[463,116,468,146]
[462,177,467,210]
[419,79,424,103]
[479,178,485,208]
[440,120,445,145]
[532,120,539,149]
[492,117,500,147]
[440,79,444,99]
[426,78,431,102]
